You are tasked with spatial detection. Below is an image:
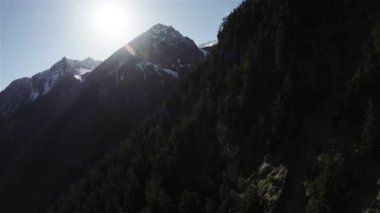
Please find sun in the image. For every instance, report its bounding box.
[91,2,132,39]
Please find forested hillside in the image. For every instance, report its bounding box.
[49,0,380,212]
[0,24,203,213]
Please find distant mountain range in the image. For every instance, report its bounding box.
[0,57,101,117]
[0,24,206,213]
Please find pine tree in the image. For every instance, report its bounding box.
[356,97,377,157]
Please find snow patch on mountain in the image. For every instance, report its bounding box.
[0,57,101,117]
[29,88,39,101]
[198,40,218,48]
[74,68,93,81]
[160,68,178,78]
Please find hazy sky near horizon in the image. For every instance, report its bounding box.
[0,0,242,90]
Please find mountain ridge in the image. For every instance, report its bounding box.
[0,57,101,117]
[47,1,380,213]
[0,23,205,213]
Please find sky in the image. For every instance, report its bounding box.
[0,0,242,91]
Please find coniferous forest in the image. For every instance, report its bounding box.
[43,0,380,212]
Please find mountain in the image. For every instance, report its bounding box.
[48,0,380,213]
[129,23,204,65]
[198,40,218,56]
[0,24,204,213]
[85,24,204,91]
[198,40,218,48]
[0,57,101,117]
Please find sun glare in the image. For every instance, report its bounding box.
[91,2,135,42]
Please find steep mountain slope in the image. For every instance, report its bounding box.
[0,57,101,117]
[0,24,204,213]
[49,0,380,213]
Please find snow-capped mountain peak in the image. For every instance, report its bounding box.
[91,24,205,91]
[128,23,204,64]
[32,57,101,95]
[0,57,101,117]
[146,24,187,44]
[80,57,102,68]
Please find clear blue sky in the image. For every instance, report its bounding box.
[0,0,242,90]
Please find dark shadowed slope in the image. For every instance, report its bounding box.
[49,0,380,213]
[0,24,204,213]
